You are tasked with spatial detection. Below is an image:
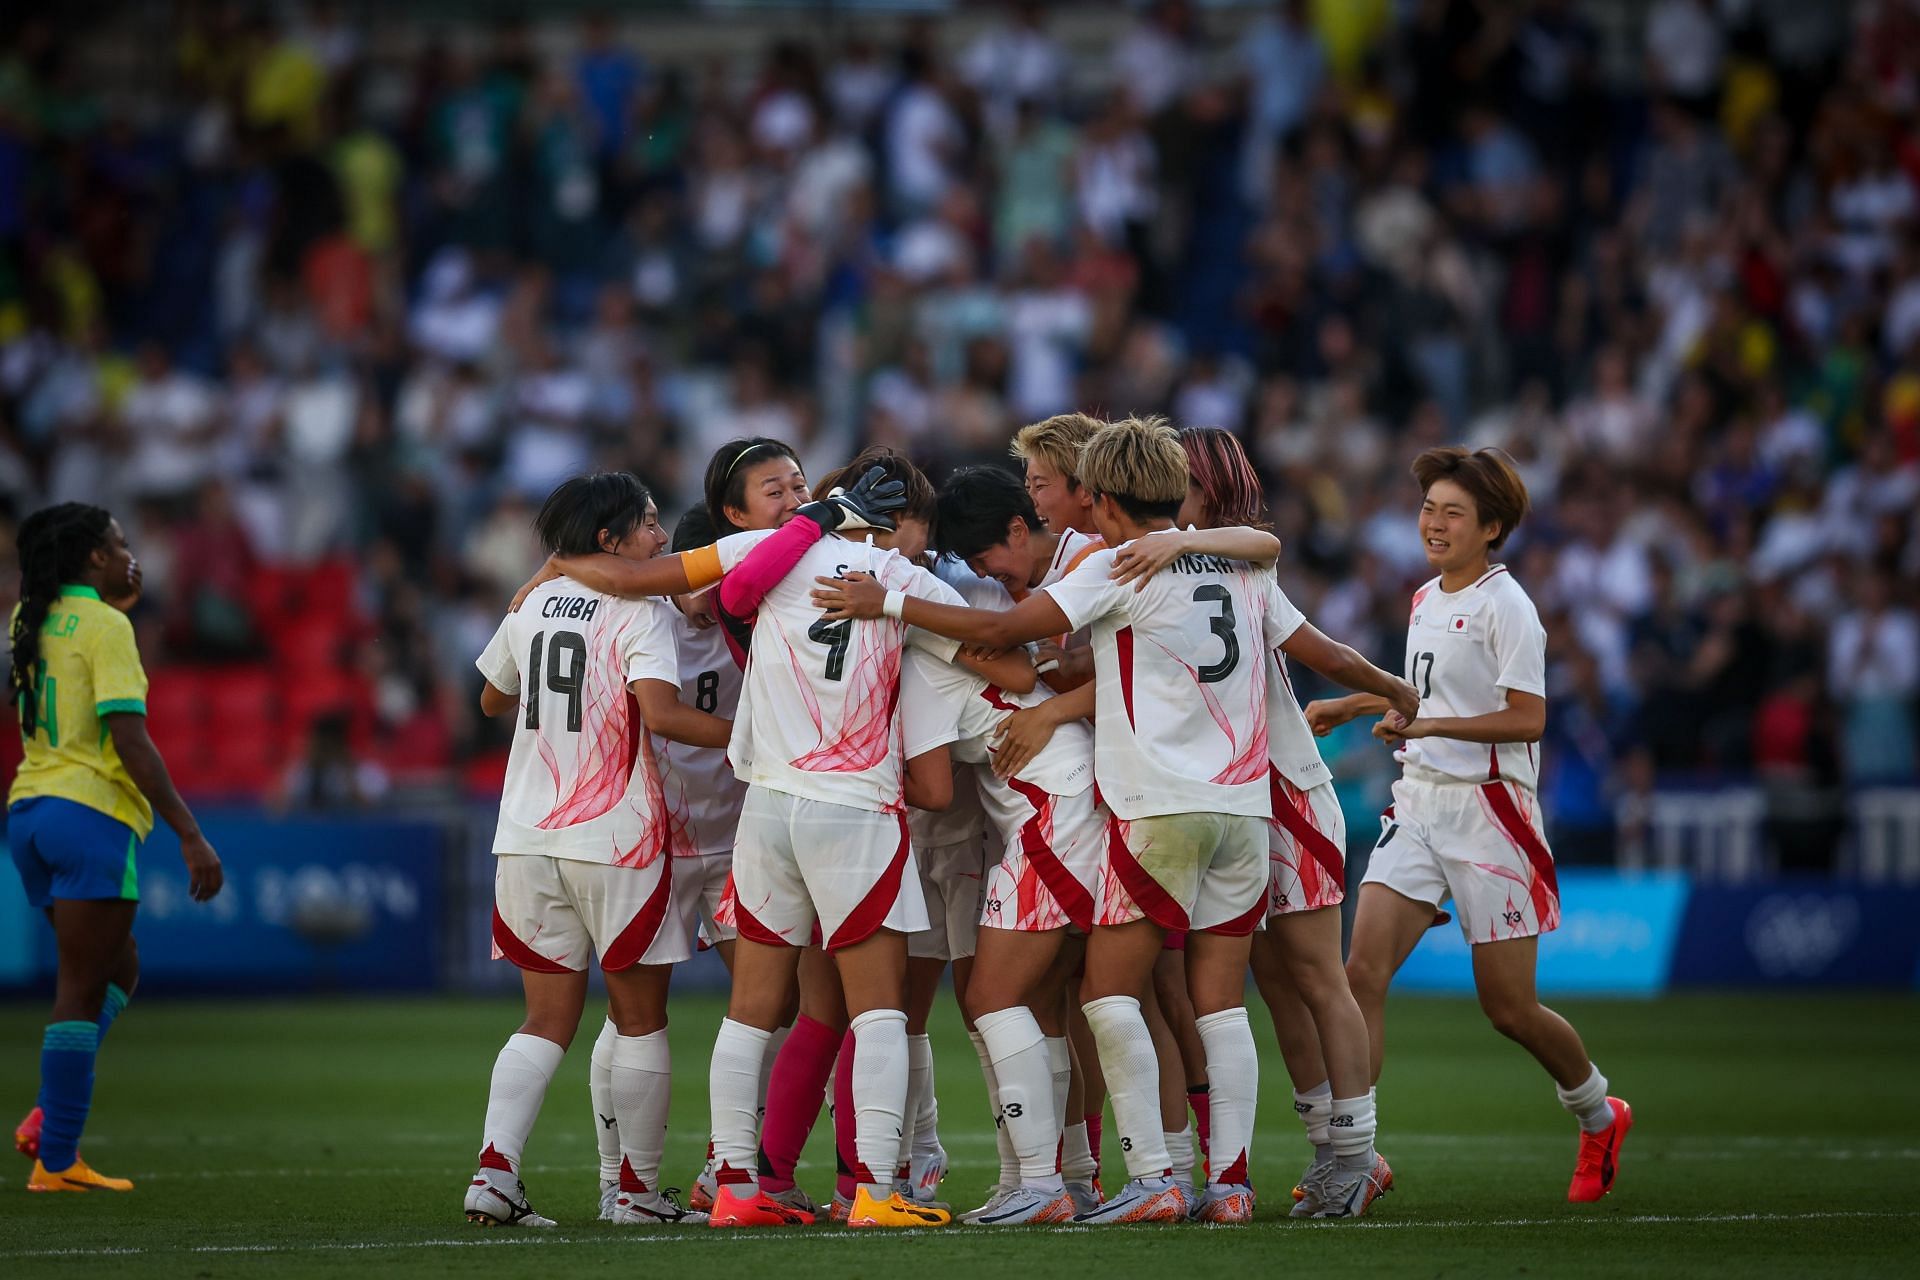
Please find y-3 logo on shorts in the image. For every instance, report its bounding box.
[1502,910,1524,927]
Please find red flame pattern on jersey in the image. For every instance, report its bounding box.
[531,610,687,870]
[783,615,905,785]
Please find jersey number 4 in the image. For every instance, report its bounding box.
[808,616,852,682]
[525,631,587,732]
[1192,585,1240,683]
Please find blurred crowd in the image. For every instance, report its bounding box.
[0,0,1917,861]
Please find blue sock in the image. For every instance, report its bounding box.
[99,983,130,1041]
[39,1021,99,1173]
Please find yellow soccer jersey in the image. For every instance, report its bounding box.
[9,586,154,837]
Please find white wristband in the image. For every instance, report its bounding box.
[882,589,907,620]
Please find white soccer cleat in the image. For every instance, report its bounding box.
[1065,1179,1102,1216]
[1070,1175,1187,1225]
[908,1144,949,1205]
[958,1186,1014,1224]
[611,1186,709,1226]
[967,1184,1075,1226]
[1195,1182,1254,1224]
[1313,1154,1393,1219]
[599,1180,619,1221]
[1290,1156,1332,1219]
[465,1166,557,1227]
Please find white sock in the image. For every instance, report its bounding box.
[589,1019,620,1184]
[1195,1007,1258,1186]
[977,1007,1064,1191]
[1295,1080,1333,1163]
[612,1030,671,1195]
[850,1008,909,1191]
[911,1033,943,1160]
[758,1023,791,1128]
[897,1032,935,1175]
[1044,1035,1071,1161]
[1329,1092,1377,1169]
[1165,1125,1195,1188]
[969,1028,1020,1187]
[1082,995,1171,1180]
[1061,1120,1095,1182]
[481,1032,565,1172]
[1556,1065,1615,1134]
[710,1018,772,1188]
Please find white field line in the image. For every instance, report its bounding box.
[4,1211,1919,1261]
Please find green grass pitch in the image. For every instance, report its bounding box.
[1,991,1916,1277]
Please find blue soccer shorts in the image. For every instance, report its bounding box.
[8,796,142,907]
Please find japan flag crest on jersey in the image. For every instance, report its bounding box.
[1449,613,1470,633]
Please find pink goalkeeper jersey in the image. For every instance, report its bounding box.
[1043,542,1291,820]
[477,578,690,867]
[729,535,964,812]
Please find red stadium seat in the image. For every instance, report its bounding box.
[206,666,278,728]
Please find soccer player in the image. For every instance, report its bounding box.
[1308,446,1633,1204]
[1169,426,1402,1218]
[8,503,224,1192]
[466,473,731,1229]
[513,448,907,1214]
[934,462,1278,1210]
[703,449,1028,1231]
[817,418,1419,1223]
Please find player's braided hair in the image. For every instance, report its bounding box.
[9,503,112,736]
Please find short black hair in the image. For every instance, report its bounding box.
[671,502,720,553]
[934,466,1040,560]
[534,472,653,556]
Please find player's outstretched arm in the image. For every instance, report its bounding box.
[107,712,222,902]
[1109,526,1282,589]
[1374,689,1546,747]
[523,552,700,606]
[812,571,1072,650]
[1281,622,1420,722]
[989,680,1094,778]
[956,646,1038,695]
[904,745,954,812]
[630,678,731,749]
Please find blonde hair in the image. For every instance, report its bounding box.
[1010,412,1106,486]
[1075,415,1189,519]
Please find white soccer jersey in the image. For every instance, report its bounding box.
[476,579,690,866]
[1043,544,1286,820]
[1034,528,1104,592]
[730,535,964,812]
[907,559,1008,850]
[663,606,747,856]
[901,647,1096,813]
[1397,565,1548,790]
[1262,583,1334,792]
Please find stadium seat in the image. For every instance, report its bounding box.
[206,666,279,729]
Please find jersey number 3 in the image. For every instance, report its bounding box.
[1192,585,1240,683]
[526,631,587,732]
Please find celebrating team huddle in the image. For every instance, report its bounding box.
[463,415,1634,1231]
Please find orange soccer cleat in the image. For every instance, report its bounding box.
[28,1157,133,1193]
[707,1183,815,1227]
[1567,1098,1633,1203]
[14,1106,42,1161]
[844,1185,951,1229]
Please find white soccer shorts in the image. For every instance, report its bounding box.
[492,852,689,973]
[674,851,736,950]
[909,836,989,961]
[730,785,930,952]
[1267,771,1348,917]
[1097,811,1268,936]
[980,783,1104,935]
[1362,776,1561,944]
